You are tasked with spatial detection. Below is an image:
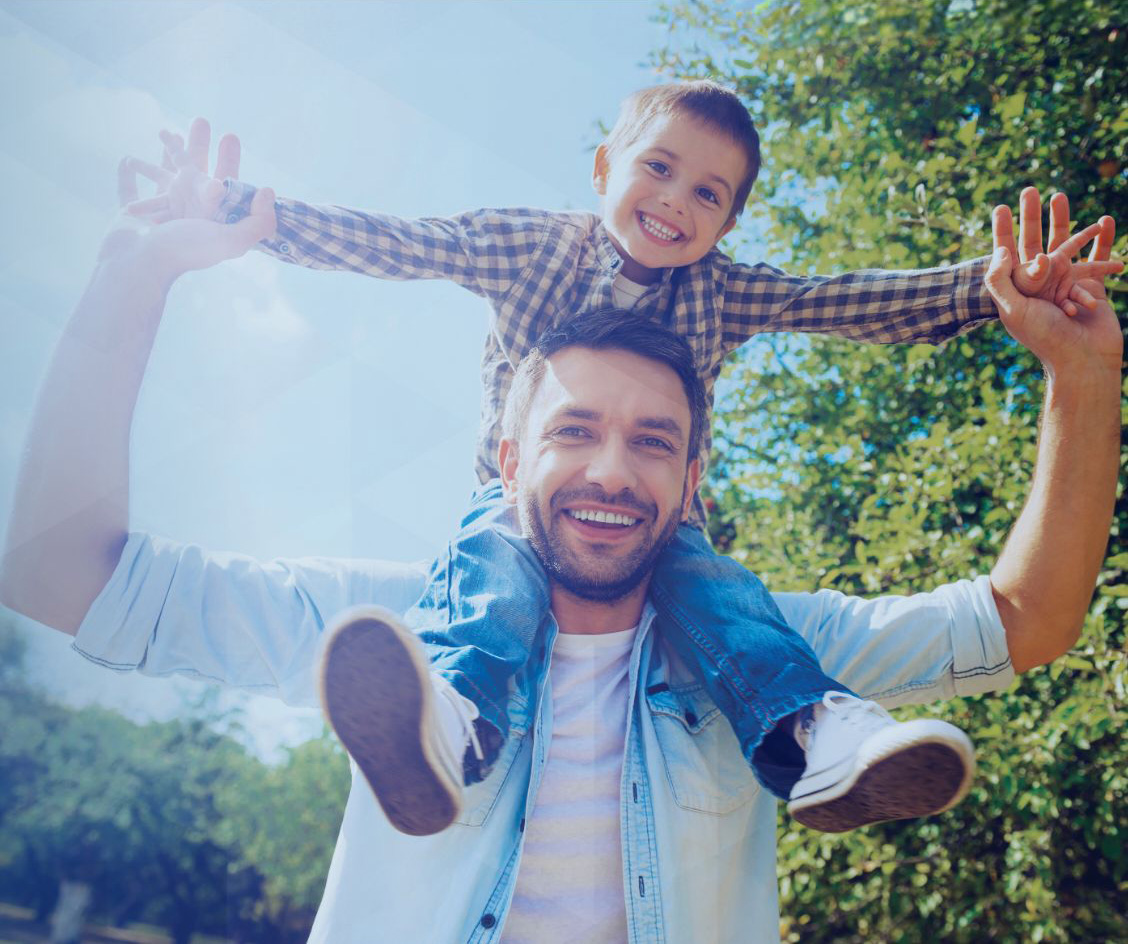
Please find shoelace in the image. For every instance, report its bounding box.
[824,692,893,728]
[433,674,485,763]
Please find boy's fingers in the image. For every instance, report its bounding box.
[1018,186,1043,263]
[117,157,139,207]
[125,195,171,215]
[215,133,241,181]
[1089,216,1116,262]
[1046,192,1071,253]
[1067,282,1097,311]
[1071,259,1125,280]
[186,118,211,173]
[129,157,171,187]
[1053,221,1104,260]
[985,246,1022,314]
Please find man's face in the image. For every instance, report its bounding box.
[593,112,746,284]
[500,346,700,603]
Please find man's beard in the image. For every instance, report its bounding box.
[519,484,685,604]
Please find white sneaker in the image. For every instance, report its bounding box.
[319,606,482,837]
[786,692,975,833]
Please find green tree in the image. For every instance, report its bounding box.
[656,1,1126,941]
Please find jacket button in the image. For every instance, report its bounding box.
[480,914,496,928]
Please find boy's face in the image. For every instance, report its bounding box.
[593,112,746,283]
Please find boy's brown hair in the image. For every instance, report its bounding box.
[603,80,761,219]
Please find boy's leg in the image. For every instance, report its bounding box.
[320,481,549,835]
[649,525,974,832]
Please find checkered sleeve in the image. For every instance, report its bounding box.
[218,180,549,300]
[719,256,997,346]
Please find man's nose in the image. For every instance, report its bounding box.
[584,436,638,494]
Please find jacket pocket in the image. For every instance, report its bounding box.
[646,683,760,815]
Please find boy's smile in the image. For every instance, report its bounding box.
[593,113,746,284]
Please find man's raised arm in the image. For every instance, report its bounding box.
[985,209,1122,672]
[0,144,274,633]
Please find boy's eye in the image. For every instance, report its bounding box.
[645,160,670,176]
[696,187,720,206]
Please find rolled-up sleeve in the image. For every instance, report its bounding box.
[72,533,427,707]
[773,575,1015,707]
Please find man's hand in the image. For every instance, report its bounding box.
[1001,187,1123,317]
[108,118,275,282]
[987,205,1122,377]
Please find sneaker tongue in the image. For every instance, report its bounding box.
[792,704,817,752]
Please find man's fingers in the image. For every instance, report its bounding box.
[117,157,139,208]
[186,117,211,173]
[245,186,277,240]
[1046,192,1071,253]
[1089,216,1116,262]
[1018,186,1043,263]
[992,205,1019,261]
[215,133,241,181]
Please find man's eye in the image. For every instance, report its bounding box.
[697,187,720,205]
[638,436,674,452]
[645,160,670,176]
[555,426,591,440]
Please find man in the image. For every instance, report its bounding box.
[0,152,1120,942]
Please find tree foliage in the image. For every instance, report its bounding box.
[0,617,350,943]
[657,1,1126,941]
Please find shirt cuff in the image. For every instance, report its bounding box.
[945,574,1015,696]
[71,532,172,671]
[216,178,259,223]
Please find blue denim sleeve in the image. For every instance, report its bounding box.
[771,575,1015,707]
[71,532,427,707]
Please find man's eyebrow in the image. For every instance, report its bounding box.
[648,147,735,201]
[637,416,686,443]
[550,407,602,424]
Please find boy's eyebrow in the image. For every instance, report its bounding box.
[648,147,735,201]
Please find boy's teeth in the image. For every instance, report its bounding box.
[568,509,638,526]
[640,214,681,241]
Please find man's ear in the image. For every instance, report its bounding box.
[592,143,611,196]
[498,438,520,504]
[680,457,703,521]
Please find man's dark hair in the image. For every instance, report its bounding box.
[501,310,708,462]
[603,80,760,218]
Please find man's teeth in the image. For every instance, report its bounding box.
[640,214,681,241]
[568,509,639,526]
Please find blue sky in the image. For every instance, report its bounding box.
[0,0,720,756]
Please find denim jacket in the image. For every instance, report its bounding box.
[74,533,1013,943]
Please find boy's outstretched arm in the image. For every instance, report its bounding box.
[156,118,541,299]
[985,208,1122,673]
[0,156,275,634]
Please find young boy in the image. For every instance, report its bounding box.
[148,81,1110,838]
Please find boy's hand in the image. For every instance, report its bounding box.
[103,118,275,282]
[1000,187,1122,316]
[987,206,1122,378]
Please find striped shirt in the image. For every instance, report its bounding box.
[220,185,995,525]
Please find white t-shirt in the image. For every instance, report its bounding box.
[501,627,638,944]
[611,272,650,310]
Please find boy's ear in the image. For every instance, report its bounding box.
[592,144,611,196]
[715,216,738,244]
[498,438,520,504]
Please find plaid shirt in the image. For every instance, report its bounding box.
[221,184,995,526]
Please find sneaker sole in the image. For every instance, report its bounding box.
[787,725,974,833]
[319,606,460,837]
